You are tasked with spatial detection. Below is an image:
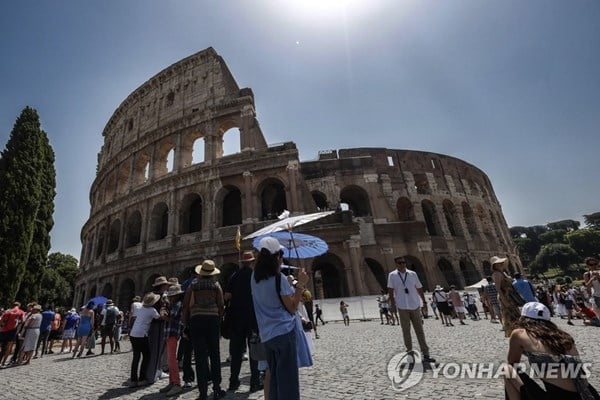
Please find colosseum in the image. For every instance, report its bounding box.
[74,47,522,309]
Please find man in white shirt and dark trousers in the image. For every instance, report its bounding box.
[388,256,436,363]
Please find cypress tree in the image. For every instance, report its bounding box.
[0,107,45,305]
[17,131,56,303]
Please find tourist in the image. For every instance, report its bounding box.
[432,285,453,327]
[225,250,262,393]
[178,266,197,389]
[315,304,325,326]
[387,256,435,363]
[146,276,170,383]
[448,286,467,325]
[10,303,33,365]
[158,284,185,397]
[463,291,479,320]
[72,301,95,358]
[340,301,350,326]
[484,276,501,323]
[129,293,162,388]
[553,285,566,318]
[377,292,391,325]
[60,308,79,354]
[563,285,577,326]
[504,302,599,399]
[491,256,521,337]
[577,303,600,327]
[536,285,554,317]
[129,295,142,328]
[0,302,24,367]
[100,299,119,354]
[182,260,226,400]
[430,296,439,320]
[113,310,123,352]
[251,236,310,400]
[34,305,55,358]
[583,257,600,316]
[19,304,42,365]
[512,272,537,303]
[47,308,62,354]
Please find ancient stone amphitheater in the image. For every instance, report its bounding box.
[75,48,521,309]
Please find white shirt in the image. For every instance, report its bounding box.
[387,269,423,310]
[129,306,159,338]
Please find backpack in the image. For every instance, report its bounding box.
[104,307,117,325]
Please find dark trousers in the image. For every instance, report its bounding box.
[35,330,50,357]
[177,336,195,383]
[130,336,150,382]
[264,329,299,400]
[190,315,222,396]
[229,319,260,387]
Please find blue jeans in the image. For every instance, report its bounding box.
[189,315,222,396]
[264,329,299,400]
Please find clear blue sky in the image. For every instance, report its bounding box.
[1,0,599,259]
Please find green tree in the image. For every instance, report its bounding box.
[584,212,600,230]
[539,229,567,245]
[39,253,79,307]
[547,219,580,231]
[17,130,56,302]
[566,229,600,258]
[534,243,580,275]
[0,107,46,305]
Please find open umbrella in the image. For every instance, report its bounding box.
[84,295,108,308]
[244,211,335,240]
[253,231,329,259]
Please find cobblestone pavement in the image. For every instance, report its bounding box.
[2,316,599,399]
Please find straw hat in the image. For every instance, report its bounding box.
[106,299,114,306]
[434,285,443,291]
[195,260,220,276]
[489,256,507,267]
[166,284,184,297]
[152,276,168,287]
[32,304,42,311]
[168,277,179,285]
[143,293,161,307]
[239,250,256,263]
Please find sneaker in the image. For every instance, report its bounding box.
[228,381,240,391]
[159,371,170,380]
[242,353,249,361]
[422,355,436,363]
[166,385,183,397]
[160,383,174,393]
[127,380,138,388]
[213,388,226,399]
[250,383,264,393]
[137,380,149,387]
[567,321,574,326]
[183,381,193,388]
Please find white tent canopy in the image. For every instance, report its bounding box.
[464,278,488,291]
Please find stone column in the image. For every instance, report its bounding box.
[148,143,157,181]
[345,238,365,296]
[167,189,177,245]
[118,209,127,257]
[242,171,255,223]
[286,161,299,212]
[173,132,183,173]
[127,156,136,193]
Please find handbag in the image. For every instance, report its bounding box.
[249,331,267,361]
[220,306,233,340]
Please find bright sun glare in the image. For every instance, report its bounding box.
[288,0,368,19]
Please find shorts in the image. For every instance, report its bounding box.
[62,328,76,339]
[101,324,115,337]
[454,306,467,314]
[564,300,574,310]
[49,330,61,340]
[0,329,17,344]
[436,301,452,316]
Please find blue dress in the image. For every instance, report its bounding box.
[77,315,92,337]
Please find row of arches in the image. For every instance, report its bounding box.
[96,128,242,208]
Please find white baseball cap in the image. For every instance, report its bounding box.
[258,236,285,255]
[521,302,551,321]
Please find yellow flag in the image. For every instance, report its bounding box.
[235,225,241,251]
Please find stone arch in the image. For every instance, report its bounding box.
[311,191,328,211]
[181,131,205,168]
[101,282,113,298]
[149,202,169,240]
[218,262,240,289]
[125,210,142,247]
[438,258,460,289]
[483,261,492,276]
[220,185,242,227]
[180,193,203,234]
[222,127,241,156]
[118,278,135,310]
[443,200,463,237]
[489,210,504,244]
[340,185,371,217]
[312,253,348,299]
[144,274,162,293]
[404,255,430,291]
[461,202,478,235]
[133,151,150,186]
[258,178,287,220]
[421,200,441,236]
[459,258,481,286]
[108,219,121,253]
[396,197,415,221]
[364,258,387,291]
[154,141,175,178]
[96,226,106,259]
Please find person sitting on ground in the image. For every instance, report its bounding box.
[576,303,600,327]
[504,302,600,399]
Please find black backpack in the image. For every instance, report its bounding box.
[104,307,117,325]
